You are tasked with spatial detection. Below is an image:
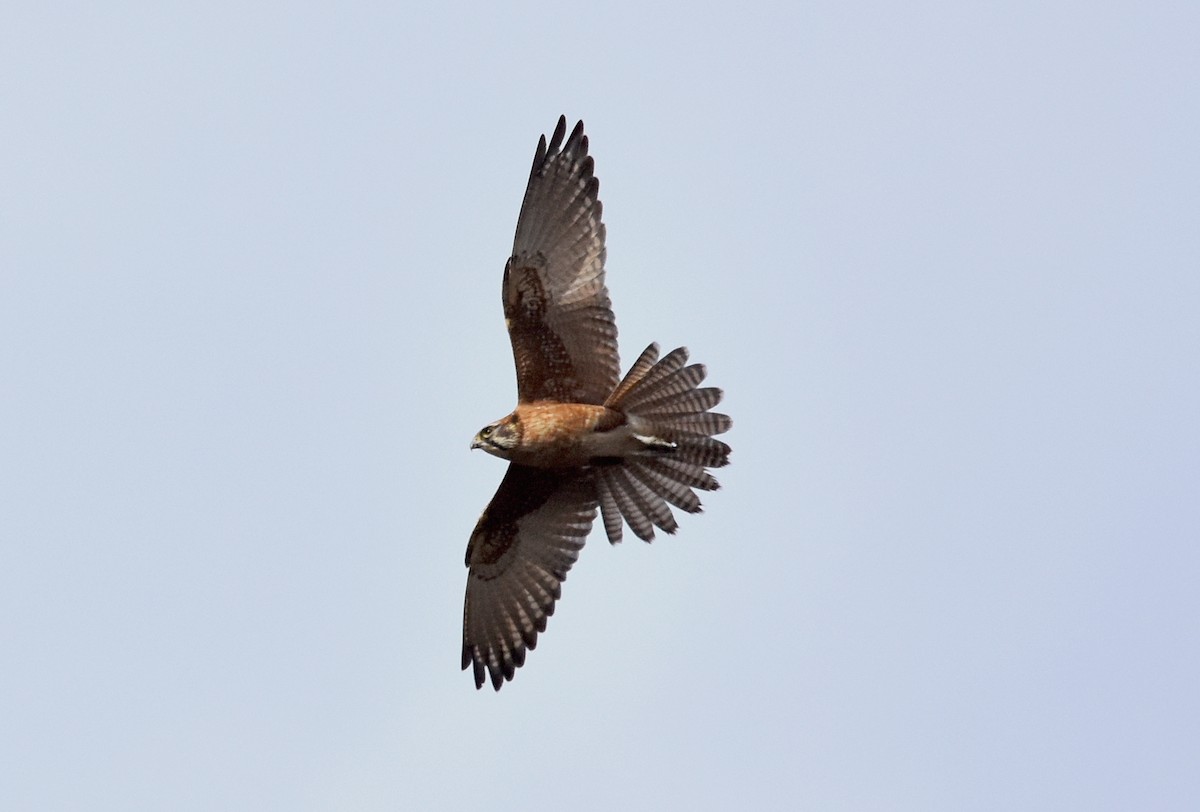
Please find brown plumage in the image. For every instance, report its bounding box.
[463,117,731,691]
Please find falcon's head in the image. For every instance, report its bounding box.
[471,415,520,460]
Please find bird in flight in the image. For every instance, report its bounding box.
[463,117,731,690]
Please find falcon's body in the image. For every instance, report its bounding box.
[463,117,732,690]
[473,403,642,468]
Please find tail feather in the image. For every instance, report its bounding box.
[605,343,659,406]
[627,458,702,513]
[637,386,724,417]
[644,456,721,491]
[674,435,732,469]
[597,482,625,544]
[621,364,707,410]
[624,469,679,536]
[651,411,733,437]
[597,343,731,544]
[606,346,689,409]
[600,467,657,540]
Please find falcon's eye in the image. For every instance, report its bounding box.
[480,425,493,438]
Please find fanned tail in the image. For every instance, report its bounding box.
[597,343,731,543]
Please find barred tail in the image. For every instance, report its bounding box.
[597,343,732,543]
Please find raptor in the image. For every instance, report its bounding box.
[463,117,731,690]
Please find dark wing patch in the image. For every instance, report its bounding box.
[462,464,598,690]
[504,117,619,405]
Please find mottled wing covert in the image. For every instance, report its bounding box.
[462,464,598,690]
[504,117,619,405]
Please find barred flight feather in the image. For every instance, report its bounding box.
[606,468,656,541]
[656,412,733,437]
[606,343,660,407]
[674,436,732,469]
[627,460,703,513]
[622,365,708,410]
[621,466,678,535]
[637,386,724,416]
[597,477,625,544]
[624,347,689,395]
[645,456,721,491]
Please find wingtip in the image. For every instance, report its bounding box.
[546,115,569,156]
[544,116,588,159]
[566,119,586,153]
[530,116,581,178]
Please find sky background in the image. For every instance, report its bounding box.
[2,2,1198,810]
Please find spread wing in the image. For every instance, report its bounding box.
[462,464,598,690]
[504,116,619,405]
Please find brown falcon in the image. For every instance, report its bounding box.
[463,117,732,690]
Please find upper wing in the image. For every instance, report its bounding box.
[462,463,598,690]
[504,116,619,405]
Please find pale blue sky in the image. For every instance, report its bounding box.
[2,2,1198,810]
